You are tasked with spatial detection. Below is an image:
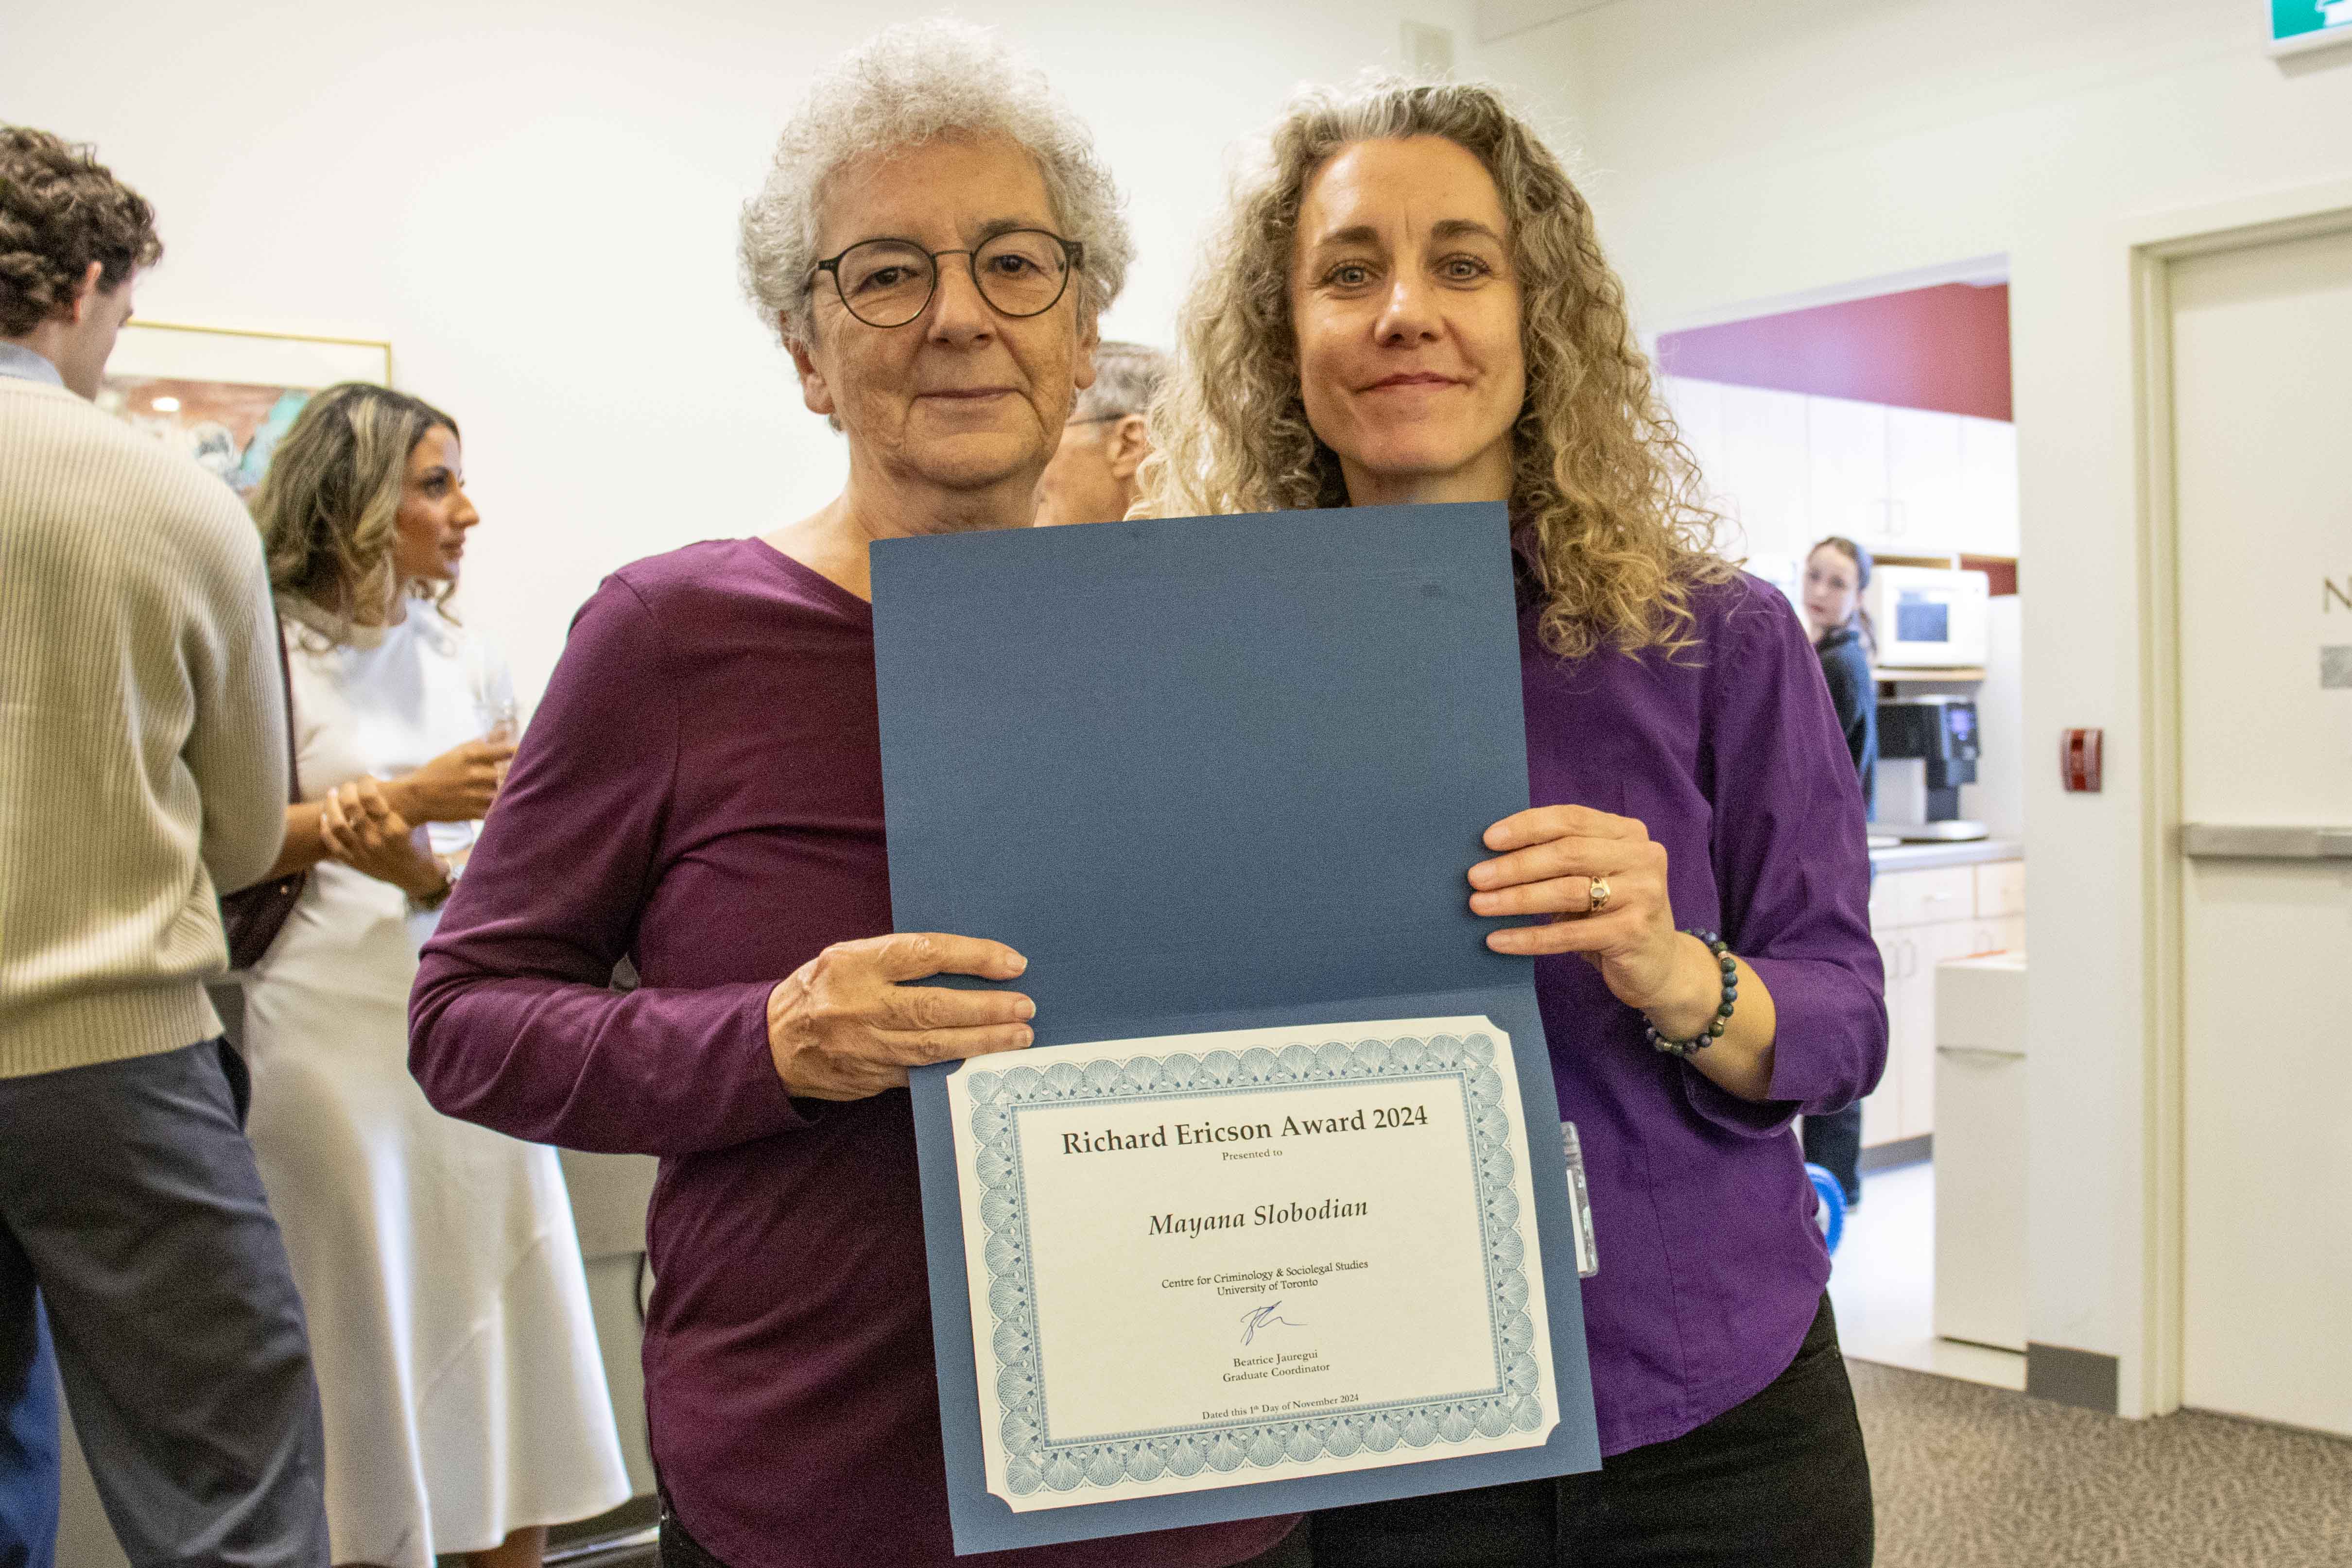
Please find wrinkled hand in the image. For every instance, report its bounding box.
[386,740,516,825]
[766,932,1035,1101]
[1469,804,1705,1019]
[319,777,446,900]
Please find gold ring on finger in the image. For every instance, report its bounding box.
[1588,876,1611,913]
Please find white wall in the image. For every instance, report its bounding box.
[19,0,2352,1430]
[1473,0,2352,1415]
[1961,595,2025,842]
[3,0,1470,699]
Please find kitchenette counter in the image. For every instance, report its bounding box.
[1869,837,2024,872]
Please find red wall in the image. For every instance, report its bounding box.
[1656,282,2012,422]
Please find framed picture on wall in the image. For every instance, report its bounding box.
[2268,0,2352,56]
[97,321,393,500]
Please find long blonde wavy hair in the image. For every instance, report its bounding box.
[250,382,459,643]
[1141,77,1732,661]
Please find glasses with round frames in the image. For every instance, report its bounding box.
[812,229,1085,328]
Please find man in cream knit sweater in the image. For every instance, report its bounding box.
[0,128,329,1568]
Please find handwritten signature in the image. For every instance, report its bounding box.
[1240,1301,1308,1346]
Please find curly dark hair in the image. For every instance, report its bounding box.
[0,127,162,337]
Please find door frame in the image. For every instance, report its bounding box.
[2126,176,2352,1417]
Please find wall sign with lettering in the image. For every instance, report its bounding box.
[2269,0,2352,57]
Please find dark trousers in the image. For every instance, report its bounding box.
[1309,1295,1873,1568]
[1803,861,1873,1206]
[0,1298,56,1568]
[656,1507,726,1568]
[0,1040,329,1568]
[662,1300,1867,1568]
[1802,1105,1866,1204]
[658,1503,1314,1568]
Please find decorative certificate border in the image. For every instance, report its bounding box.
[965,1031,1544,1498]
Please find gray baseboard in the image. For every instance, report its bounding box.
[2026,1343,2121,1414]
[1860,1133,1932,1173]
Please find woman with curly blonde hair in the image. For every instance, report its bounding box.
[1145,80,1883,1567]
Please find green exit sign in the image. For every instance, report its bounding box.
[2271,0,2352,55]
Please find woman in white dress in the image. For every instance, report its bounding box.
[238,383,631,1568]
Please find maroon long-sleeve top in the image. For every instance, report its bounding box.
[410,538,1294,1568]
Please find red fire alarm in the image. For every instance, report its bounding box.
[2062,728,2103,793]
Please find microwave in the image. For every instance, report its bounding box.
[1865,566,1990,668]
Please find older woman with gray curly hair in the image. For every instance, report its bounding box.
[407,22,1298,1568]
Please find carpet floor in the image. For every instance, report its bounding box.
[537,1363,2352,1568]
[1851,1360,2352,1568]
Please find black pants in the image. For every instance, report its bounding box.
[656,1507,724,1568]
[660,1301,1867,1568]
[1802,861,1873,1206]
[1802,1105,1865,1204]
[1309,1295,1873,1568]
[663,1504,1317,1568]
[658,1503,1313,1567]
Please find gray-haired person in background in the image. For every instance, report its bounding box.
[1034,339,1166,526]
[0,127,329,1568]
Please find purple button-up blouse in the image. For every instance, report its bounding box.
[1516,566,1884,1453]
[410,538,1882,1566]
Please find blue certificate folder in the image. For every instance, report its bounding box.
[872,502,1600,1553]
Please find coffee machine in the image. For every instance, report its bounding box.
[1876,695,1988,842]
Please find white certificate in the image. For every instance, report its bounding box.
[944,1015,1558,1511]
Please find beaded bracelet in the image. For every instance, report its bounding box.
[1645,929,1737,1057]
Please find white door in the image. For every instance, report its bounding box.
[1956,416,2020,557]
[1717,383,1810,559]
[2171,219,2352,1437]
[1933,1045,2029,1351]
[1885,406,1963,551]
[1860,931,1907,1148]
[1807,394,1890,550]
[1899,922,1980,1140]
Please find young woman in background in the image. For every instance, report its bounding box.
[239,384,629,1568]
[1799,534,1879,1206]
[1803,535,1878,820]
